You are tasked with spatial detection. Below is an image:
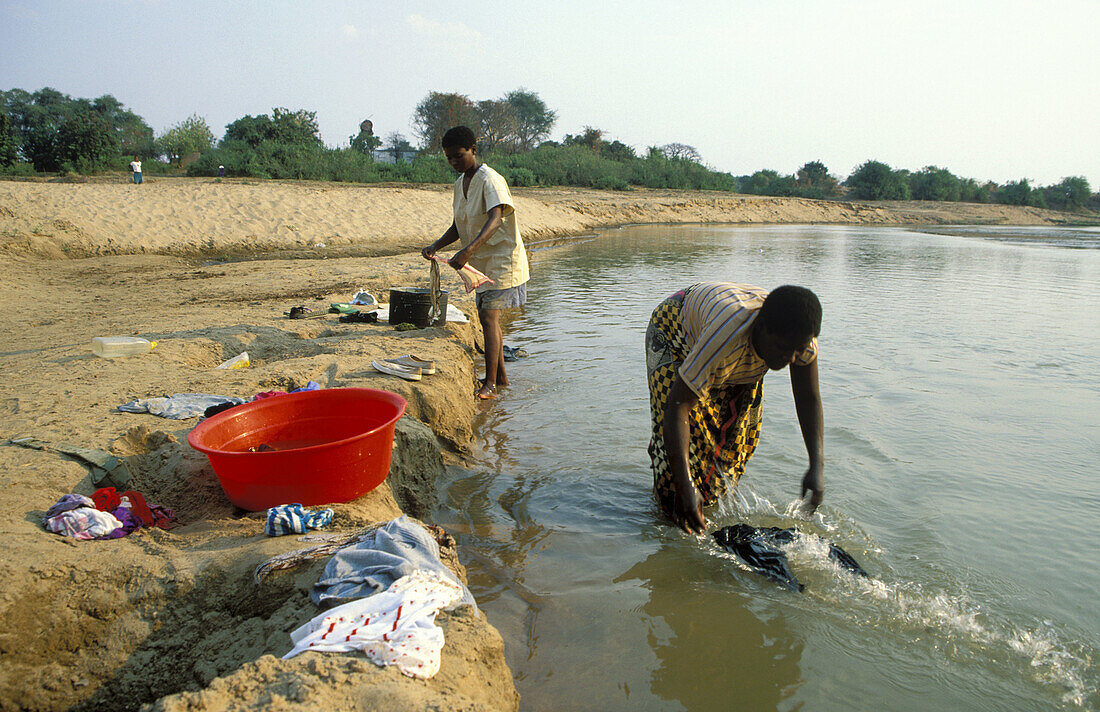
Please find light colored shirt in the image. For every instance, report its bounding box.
[452,164,529,292]
[130,161,141,172]
[678,282,818,395]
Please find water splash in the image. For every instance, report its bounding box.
[846,577,1094,708]
[710,485,1096,709]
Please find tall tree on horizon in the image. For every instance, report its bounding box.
[383,131,414,162]
[90,93,154,157]
[660,143,702,162]
[412,92,478,151]
[157,114,215,164]
[0,109,18,166]
[504,89,556,151]
[475,99,520,153]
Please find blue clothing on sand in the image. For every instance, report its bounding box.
[265,504,334,536]
[311,516,476,611]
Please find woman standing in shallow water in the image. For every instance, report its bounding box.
[422,126,530,401]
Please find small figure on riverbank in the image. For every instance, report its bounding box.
[646,283,824,533]
[129,156,142,184]
[422,126,530,400]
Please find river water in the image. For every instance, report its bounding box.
[431,224,1099,711]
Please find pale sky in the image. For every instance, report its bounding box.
[2,0,1097,188]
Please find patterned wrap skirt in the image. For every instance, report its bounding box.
[645,287,763,516]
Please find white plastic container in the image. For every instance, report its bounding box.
[92,336,156,358]
[214,351,250,369]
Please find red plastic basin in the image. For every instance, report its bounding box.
[187,388,407,511]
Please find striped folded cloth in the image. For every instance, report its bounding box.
[265,503,335,537]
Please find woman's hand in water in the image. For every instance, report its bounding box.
[673,481,708,535]
[800,465,824,514]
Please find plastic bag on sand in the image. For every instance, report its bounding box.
[431,256,494,293]
[351,290,378,306]
[215,352,250,369]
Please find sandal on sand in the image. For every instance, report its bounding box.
[475,384,497,400]
[372,360,422,382]
[339,311,378,323]
[390,355,436,374]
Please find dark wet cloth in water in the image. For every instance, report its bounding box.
[713,524,867,592]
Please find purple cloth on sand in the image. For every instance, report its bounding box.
[42,494,95,522]
[101,507,144,538]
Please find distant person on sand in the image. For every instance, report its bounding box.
[646,283,824,533]
[129,156,142,184]
[422,126,530,401]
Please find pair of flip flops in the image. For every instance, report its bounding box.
[502,345,529,362]
[286,305,334,320]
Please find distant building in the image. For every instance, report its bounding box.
[372,148,418,164]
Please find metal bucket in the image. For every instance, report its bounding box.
[388,287,448,327]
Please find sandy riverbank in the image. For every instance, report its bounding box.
[0,178,1091,711]
[1,177,1089,260]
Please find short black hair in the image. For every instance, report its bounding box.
[758,285,821,339]
[441,126,476,149]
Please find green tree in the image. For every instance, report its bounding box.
[157,114,215,164]
[957,178,993,203]
[796,160,828,186]
[604,140,636,162]
[0,109,18,166]
[660,143,702,162]
[845,160,911,200]
[564,126,606,152]
[504,89,556,151]
[996,179,1036,206]
[475,99,520,153]
[411,92,478,150]
[742,169,796,196]
[222,114,274,147]
[3,88,69,171]
[1042,176,1091,210]
[349,123,381,155]
[270,108,323,146]
[2,88,153,170]
[383,132,415,162]
[222,108,322,149]
[56,105,118,172]
[910,166,961,202]
[91,94,154,157]
[795,161,841,198]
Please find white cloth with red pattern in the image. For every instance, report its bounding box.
[282,569,464,678]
